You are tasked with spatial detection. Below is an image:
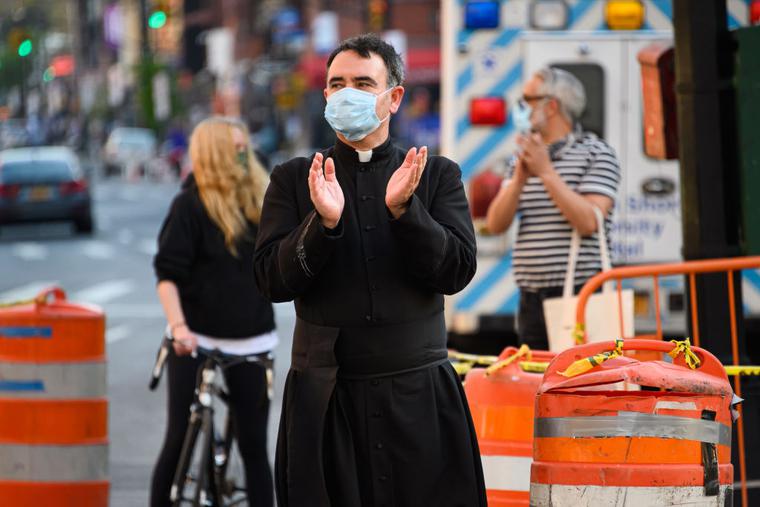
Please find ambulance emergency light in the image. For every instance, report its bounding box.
[464,1,500,30]
[469,97,507,126]
[529,0,570,30]
[605,0,645,30]
[752,0,760,25]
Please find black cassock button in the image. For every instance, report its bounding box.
[376,442,383,450]
[379,475,388,482]
[364,225,376,231]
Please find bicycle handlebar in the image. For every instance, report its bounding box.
[148,333,173,391]
[148,332,274,391]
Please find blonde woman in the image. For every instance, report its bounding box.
[151,117,275,507]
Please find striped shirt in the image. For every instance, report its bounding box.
[506,131,620,290]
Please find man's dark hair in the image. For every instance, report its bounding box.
[326,34,405,88]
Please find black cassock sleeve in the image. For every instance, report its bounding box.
[389,160,477,295]
[254,164,344,302]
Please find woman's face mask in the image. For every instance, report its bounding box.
[324,87,393,142]
[237,150,250,171]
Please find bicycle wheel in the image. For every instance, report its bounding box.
[171,410,203,506]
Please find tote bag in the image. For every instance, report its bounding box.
[543,206,634,352]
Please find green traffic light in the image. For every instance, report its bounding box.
[148,11,167,29]
[18,39,32,57]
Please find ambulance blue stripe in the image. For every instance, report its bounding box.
[744,269,760,294]
[740,267,756,314]
[458,30,475,48]
[456,29,520,95]
[0,380,45,392]
[570,0,601,25]
[650,0,673,20]
[457,66,474,96]
[497,291,520,314]
[461,120,515,178]
[0,326,52,338]
[455,252,514,311]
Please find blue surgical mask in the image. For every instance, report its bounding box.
[324,87,393,142]
[512,100,533,133]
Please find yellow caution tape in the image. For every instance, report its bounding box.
[485,344,532,377]
[447,351,499,365]
[724,366,760,376]
[519,361,549,373]
[451,361,476,376]
[573,322,586,345]
[0,297,36,308]
[668,338,701,369]
[559,338,624,378]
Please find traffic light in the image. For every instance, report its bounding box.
[368,0,388,32]
[148,0,170,29]
[8,27,33,57]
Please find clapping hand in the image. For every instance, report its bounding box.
[386,146,428,219]
[308,153,344,229]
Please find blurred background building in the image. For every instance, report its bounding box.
[0,0,443,169]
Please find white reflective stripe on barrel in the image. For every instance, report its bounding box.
[0,444,109,482]
[529,484,732,506]
[0,362,106,398]
[481,455,532,492]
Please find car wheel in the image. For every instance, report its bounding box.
[75,215,95,234]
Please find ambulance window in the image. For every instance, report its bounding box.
[550,63,605,139]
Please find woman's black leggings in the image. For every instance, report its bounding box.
[150,348,274,507]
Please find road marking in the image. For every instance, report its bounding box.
[81,240,116,260]
[0,281,59,303]
[139,238,157,256]
[72,279,135,305]
[106,324,131,344]
[11,242,49,261]
[117,229,135,245]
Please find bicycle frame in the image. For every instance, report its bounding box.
[151,335,269,507]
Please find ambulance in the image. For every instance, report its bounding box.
[439,0,759,348]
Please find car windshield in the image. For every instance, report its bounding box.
[1,160,73,184]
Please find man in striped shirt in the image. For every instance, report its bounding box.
[486,67,620,350]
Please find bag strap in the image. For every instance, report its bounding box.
[562,205,611,298]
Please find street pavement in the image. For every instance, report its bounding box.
[0,177,295,506]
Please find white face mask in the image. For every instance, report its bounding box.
[324,87,393,141]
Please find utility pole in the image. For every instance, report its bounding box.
[672,0,746,363]
[139,0,150,59]
[673,2,756,505]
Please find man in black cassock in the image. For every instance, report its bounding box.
[253,34,486,507]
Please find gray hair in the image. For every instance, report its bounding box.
[534,67,586,123]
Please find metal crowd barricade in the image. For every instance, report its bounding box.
[573,255,760,506]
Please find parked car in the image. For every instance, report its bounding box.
[102,127,157,177]
[0,146,94,233]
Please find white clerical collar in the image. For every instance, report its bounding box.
[356,149,372,163]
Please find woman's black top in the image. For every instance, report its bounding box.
[154,174,275,338]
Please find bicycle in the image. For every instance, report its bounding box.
[150,333,274,507]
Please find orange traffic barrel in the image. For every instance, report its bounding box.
[464,346,555,506]
[531,339,734,506]
[0,287,108,507]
